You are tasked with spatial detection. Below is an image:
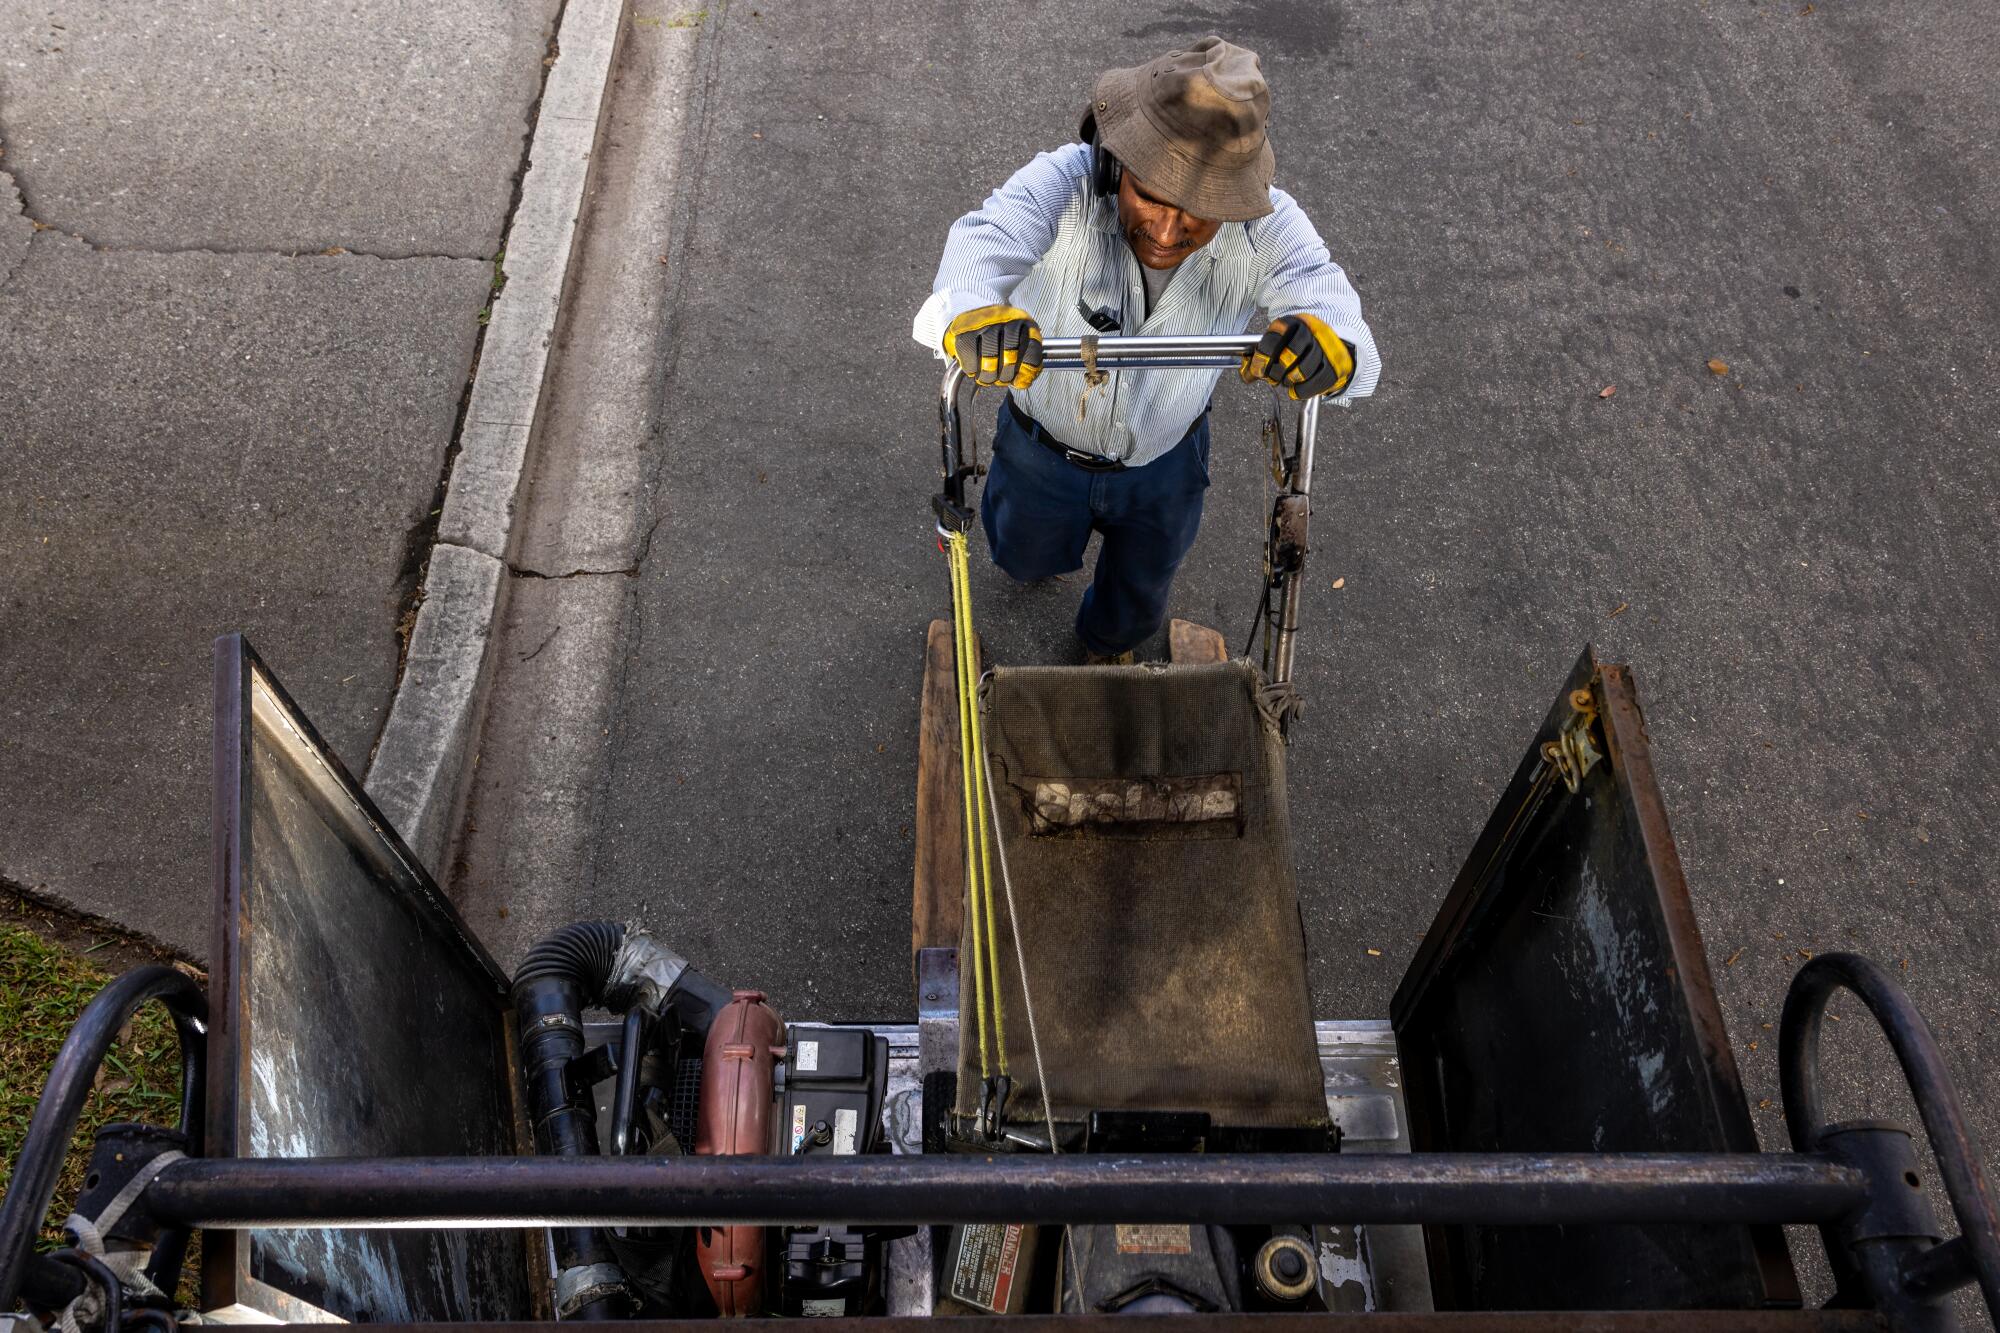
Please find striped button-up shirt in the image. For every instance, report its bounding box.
[913,143,1380,466]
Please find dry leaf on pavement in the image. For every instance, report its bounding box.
[1707,358,1730,375]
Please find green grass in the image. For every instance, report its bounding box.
[0,923,188,1255]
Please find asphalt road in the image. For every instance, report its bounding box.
[468,0,1998,1302]
[0,0,559,950]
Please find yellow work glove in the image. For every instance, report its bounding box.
[1240,312,1356,400]
[943,304,1044,389]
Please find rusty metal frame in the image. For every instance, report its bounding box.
[204,635,546,1321]
[4,644,1987,1329]
[1390,646,1800,1310]
[140,1150,1867,1231]
[1783,952,2000,1324]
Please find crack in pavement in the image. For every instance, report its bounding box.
[2,115,491,263]
[7,228,488,263]
[0,236,29,299]
[518,623,562,663]
[378,0,571,736]
[508,507,668,582]
[0,170,35,295]
[511,564,640,580]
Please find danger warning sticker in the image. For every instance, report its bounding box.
[949,1223,1024,1313]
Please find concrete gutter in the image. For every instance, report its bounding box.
[365,0,632,876]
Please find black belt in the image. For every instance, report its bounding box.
[1005,396,1126,473]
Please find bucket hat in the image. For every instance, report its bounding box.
[1083,35,1275,223]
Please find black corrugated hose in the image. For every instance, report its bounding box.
[515,919,627,992]
[512,921,636,1319]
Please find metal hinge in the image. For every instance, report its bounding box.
[1541,687,1604,794]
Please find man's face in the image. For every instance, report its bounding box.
[1117,169,1222,270]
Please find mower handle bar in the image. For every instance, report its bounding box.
[1037,332,1264,370]
[937,333,1320,504]
[936,333,1322,687]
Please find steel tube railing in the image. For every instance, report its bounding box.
[1039,333,1261,368]
[1782,953,2000,1324]
[138,1152,1866,1231]
[0,965,206,1313]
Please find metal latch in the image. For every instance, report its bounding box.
[1266,493,1309,576]
[1076,333,1112,424]
[1541,687,1603,794]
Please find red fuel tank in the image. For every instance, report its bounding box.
[694,990,784,1316]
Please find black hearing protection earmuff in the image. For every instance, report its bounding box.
[1081,110,1123,200]
[1075,109,1127,334]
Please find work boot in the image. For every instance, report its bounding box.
[1083,647,1135,666]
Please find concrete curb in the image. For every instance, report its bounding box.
[363,544,505,874]
[364,0,632,874]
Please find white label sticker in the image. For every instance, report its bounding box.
[1116,1223,1191,1254]
[796,1040,819,1072]
[798,1298,847,1317]
[790,1102,809,1153]
[832,1106,859,1154]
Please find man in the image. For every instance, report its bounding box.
[913,36,1379,664]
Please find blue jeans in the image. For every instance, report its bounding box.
[980,400,1210,655]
